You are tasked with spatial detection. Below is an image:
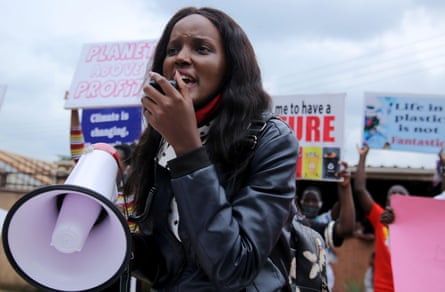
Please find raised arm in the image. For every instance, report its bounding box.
[65,91,84,163]
[353,143,374,215]
[333,161,355,238]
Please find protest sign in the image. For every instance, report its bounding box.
[363,92,445,153]
[272,93,346,180]
[81,106,142,145]
[65,39,157,109]
[390,195,445,292]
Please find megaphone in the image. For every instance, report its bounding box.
[1,143,131,292]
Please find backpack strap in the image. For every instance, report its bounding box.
[246,112,277,150]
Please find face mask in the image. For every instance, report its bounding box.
[301,205,320,219]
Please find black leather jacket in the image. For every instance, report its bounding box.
[131,118,299,291]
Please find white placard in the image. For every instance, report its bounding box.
[272,93,346,181]
[65,39,158,109]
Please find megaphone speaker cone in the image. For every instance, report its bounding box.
[50,193,104,253]
[2,185,131,292]
[2,143,132,291]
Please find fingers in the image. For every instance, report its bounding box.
[381,206,395,225]
[356,142,366,151]
[139,71,192,136]
[141,99,151,116]
[146,71,181,95]
[338,161,348,172]
[356,142,370,155]
[336,161,348,174]
[140,72,168,117]
[173,70,186,91]
[141,93,156,116]
[336,161,351,185]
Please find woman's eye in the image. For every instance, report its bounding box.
[166,47,179,56]
[196,46,211,54]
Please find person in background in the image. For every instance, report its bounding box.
[354,142,410,292]
[125,6,299,291]
[434,147,445,199]
[298,161,355,290]
[65,91,85,163]
[113,143,137,232]
[114,144,133,183]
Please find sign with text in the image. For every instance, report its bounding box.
[362,92,445,153]
[390,195,445,292]
[272,93,346,181]
[81,106,142,145]
[65,39,158,109]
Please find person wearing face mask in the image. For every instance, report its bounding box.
[299,186,323,219]
[298,161,355,291]
[124,7,299,291]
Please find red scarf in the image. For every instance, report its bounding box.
[195,94,222,125]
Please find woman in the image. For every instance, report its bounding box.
[126,7,299,291]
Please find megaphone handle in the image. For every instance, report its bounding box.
[128,186,157,224]
[118,266,132,292]
[128,154,161,233]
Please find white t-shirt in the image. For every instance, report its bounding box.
[434,191,445,200]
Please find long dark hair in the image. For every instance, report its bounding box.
[126,7,272,213]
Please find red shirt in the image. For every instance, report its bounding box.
[367,202,394,292]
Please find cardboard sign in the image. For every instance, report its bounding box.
[272,93,346,180]
[65,39,158,109]
[81,106,142,145]
[390,195,445,292]
[363,92,445,153]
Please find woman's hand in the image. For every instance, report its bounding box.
[141,71,202,156]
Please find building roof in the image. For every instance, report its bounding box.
[0,149,73,192]
[349,165,435,182]
[0,148,437,192]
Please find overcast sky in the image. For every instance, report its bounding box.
[1,0,444,169]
